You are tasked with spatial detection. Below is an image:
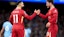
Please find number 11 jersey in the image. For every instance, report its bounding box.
[9,9,36,28]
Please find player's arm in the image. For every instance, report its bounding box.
[23,11,37,20]
[50,10,58,23]
[9,14,13,24]
[0,27,4,35]
[0,27,4,37]
[39,13,49,19]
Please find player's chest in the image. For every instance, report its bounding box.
[48,11,53,19]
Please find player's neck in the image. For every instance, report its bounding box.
[16,6,22,9]
[50,5,55,10]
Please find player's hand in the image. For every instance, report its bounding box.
[37,9,40,15]
[34,9,40,15]
[34,9,37,13]
[46,22,51,28]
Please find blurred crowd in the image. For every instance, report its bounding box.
[0,8,64,37]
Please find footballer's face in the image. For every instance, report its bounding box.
[19,2,24,7]
[46,1,50,8]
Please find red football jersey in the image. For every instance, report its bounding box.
[39,8,58,37]
[9,9,36,37]
[9,9,36,26]
[39,8,58,24]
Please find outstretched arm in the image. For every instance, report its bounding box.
[39,13,49,19]
[36,9,48,19]
[23,10,37,20]
[23,12,37,20]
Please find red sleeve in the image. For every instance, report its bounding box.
[23,11,37,20]
[9,14,13,24]
[50,10,58,23]
[39,13,49,19]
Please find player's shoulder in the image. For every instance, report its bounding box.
[21,9,25,12]
[3,21,9,26]
[21,9,24,11]
[53,8,58,13]
[11,9,20,13]
[54,8,58,11]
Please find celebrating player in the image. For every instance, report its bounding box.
[37,0,58,37]
[9,1,38,37]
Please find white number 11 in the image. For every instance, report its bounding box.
[13,14,18,23]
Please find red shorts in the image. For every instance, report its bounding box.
[46,24,58,37]
[12,25,24,37]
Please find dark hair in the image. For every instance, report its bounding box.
[16,1,22,5]
[47,0,54,4]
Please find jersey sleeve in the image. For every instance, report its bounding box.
[50,10,58,23]
[9,14,13,24]
[3,22,5,28]
[39,12,49,19]
[23,11,37,20]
